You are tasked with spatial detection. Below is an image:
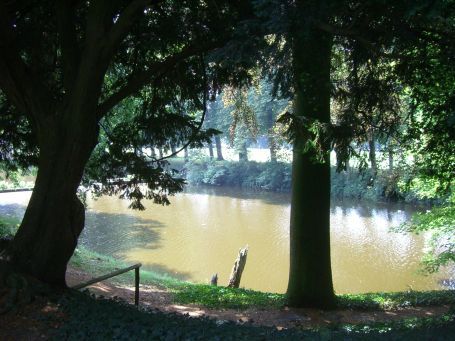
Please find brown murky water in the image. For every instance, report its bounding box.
[1,188,453,293]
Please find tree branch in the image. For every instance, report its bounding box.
[312,20,405,60]
[55,0,80,93]
[156,55,209,162]
[102,0,163,61]
[96,40,223,120]
[0,3,52,126]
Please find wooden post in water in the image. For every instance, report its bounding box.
[210,273,218,286]
[227,245,248,288]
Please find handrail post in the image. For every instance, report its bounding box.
[135,266,140,306]
[71,263,142,307]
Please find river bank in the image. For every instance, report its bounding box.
[2,216,455,338]
[2,245,455,339]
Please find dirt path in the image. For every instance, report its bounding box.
[66,267,451,330]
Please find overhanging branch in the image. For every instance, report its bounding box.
[313,20,405,60]
[0,2,52,125]
[102,0,164,60]
[96,40,223,120]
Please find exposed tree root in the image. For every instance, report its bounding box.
[0,260,53,315]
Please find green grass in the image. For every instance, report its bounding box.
[70,246,285,309]
[338,291,455,310]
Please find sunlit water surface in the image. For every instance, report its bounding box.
[1,187,453,293]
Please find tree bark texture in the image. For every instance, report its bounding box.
[227,246,248,288]
[6,117,99,286]
[286,0,336,308]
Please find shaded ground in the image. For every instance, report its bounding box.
[65,267,451,329]
[0,267,453,340]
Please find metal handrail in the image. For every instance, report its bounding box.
[71,263,142,306]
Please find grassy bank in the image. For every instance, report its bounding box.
[70,246,455,310]
[2,216,455,338]
[2,215,454,311]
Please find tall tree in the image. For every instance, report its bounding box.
[260,0,455,307]
[0,0,254,286]
[286,0,336,308]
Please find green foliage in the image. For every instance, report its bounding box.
[185,157,432,203]
[331,168,409,202]
[407,177,447,201]
[185,159,291,191]
[395,194,455,273]
[338,290,455,311]
[0,0,258,211]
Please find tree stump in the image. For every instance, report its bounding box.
[227,245,248,288]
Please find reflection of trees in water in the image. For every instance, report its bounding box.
[79,211,165,257]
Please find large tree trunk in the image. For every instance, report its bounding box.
[286,1,335,308]
[215,136,224,160]
[5,118,98,287]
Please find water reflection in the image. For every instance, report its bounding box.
[0,188,452,294]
